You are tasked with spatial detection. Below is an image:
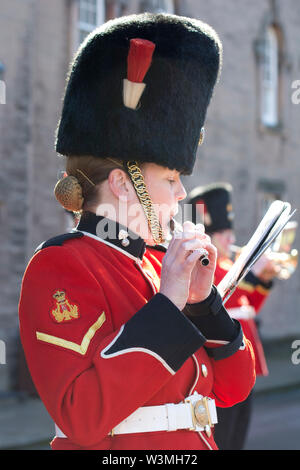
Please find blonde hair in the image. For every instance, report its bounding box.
[54,155,124,212]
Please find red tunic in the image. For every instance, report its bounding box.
[214,257,271,376]
[18,217,255,450]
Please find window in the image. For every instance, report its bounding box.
[140,0,174,14]
[0,61,5,105]
[260,26,279,127]
[77,0,105,46]
[257,179,285,219]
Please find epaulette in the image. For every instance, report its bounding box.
[34,231,84,254]
[146,244,167,253]
[244,271,273,291]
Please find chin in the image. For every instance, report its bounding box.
[161,221,172,241]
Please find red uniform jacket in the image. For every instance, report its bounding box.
[214,257,271,376]
[18,213,255,450]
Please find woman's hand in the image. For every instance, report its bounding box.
[159,221,217,310]
[184,222,217,304]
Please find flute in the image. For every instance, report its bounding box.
[170,219,210,266]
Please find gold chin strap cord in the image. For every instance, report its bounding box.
[126,161,164,245]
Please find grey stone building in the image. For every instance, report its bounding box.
[0,0,299,394]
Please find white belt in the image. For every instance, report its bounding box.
[227,306,256,320]
[55,393,217,439]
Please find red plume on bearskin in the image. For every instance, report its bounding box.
[123,38,156,109]
[127,38,155,83]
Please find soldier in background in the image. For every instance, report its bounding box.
[187,183,278,450]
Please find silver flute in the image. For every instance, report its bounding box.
[169,219,210,266]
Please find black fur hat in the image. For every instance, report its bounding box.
[55,13,222,175]
[187,183,234,233]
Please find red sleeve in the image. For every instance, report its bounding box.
[18,245,206,448]
[207,337,256,407]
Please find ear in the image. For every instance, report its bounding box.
[108,168,136,202]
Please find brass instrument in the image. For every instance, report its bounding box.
[268,220,298,280]
[266,249,298,280]
[230,221,298,280]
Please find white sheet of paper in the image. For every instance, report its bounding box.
[217,200,295,303]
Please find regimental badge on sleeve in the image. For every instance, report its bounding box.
[50,290,80,323]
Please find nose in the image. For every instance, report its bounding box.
[177,180,187,202]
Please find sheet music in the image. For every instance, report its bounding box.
[217,200,296,303]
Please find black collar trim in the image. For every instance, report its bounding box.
[75,212,146,261]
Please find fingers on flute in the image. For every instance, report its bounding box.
[166,222,211,261]
[182,239,206,252]
[184,249,204,270]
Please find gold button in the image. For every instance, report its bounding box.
[198,127,205,146]
[201,364,208,378]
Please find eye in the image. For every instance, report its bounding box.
[168,178,176,185]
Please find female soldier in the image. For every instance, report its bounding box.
[18,13,255,450]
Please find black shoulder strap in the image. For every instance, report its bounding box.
[34,231,84,253]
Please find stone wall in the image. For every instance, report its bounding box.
[0,0,70,392]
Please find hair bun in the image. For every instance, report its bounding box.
[54,175,84,212]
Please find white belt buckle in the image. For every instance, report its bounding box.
[184,392,216,437]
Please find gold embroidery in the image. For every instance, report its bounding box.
[238,281,255,293]
[36,312,106,355]
[239,281,269,295]
[51,290,79,323]
[256,285,270,296]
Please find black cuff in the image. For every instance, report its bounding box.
[184,286,238,342]
[184,286,223,317]
[205,321,244,361]
[245,271,273,290]
[102,293,206,373]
